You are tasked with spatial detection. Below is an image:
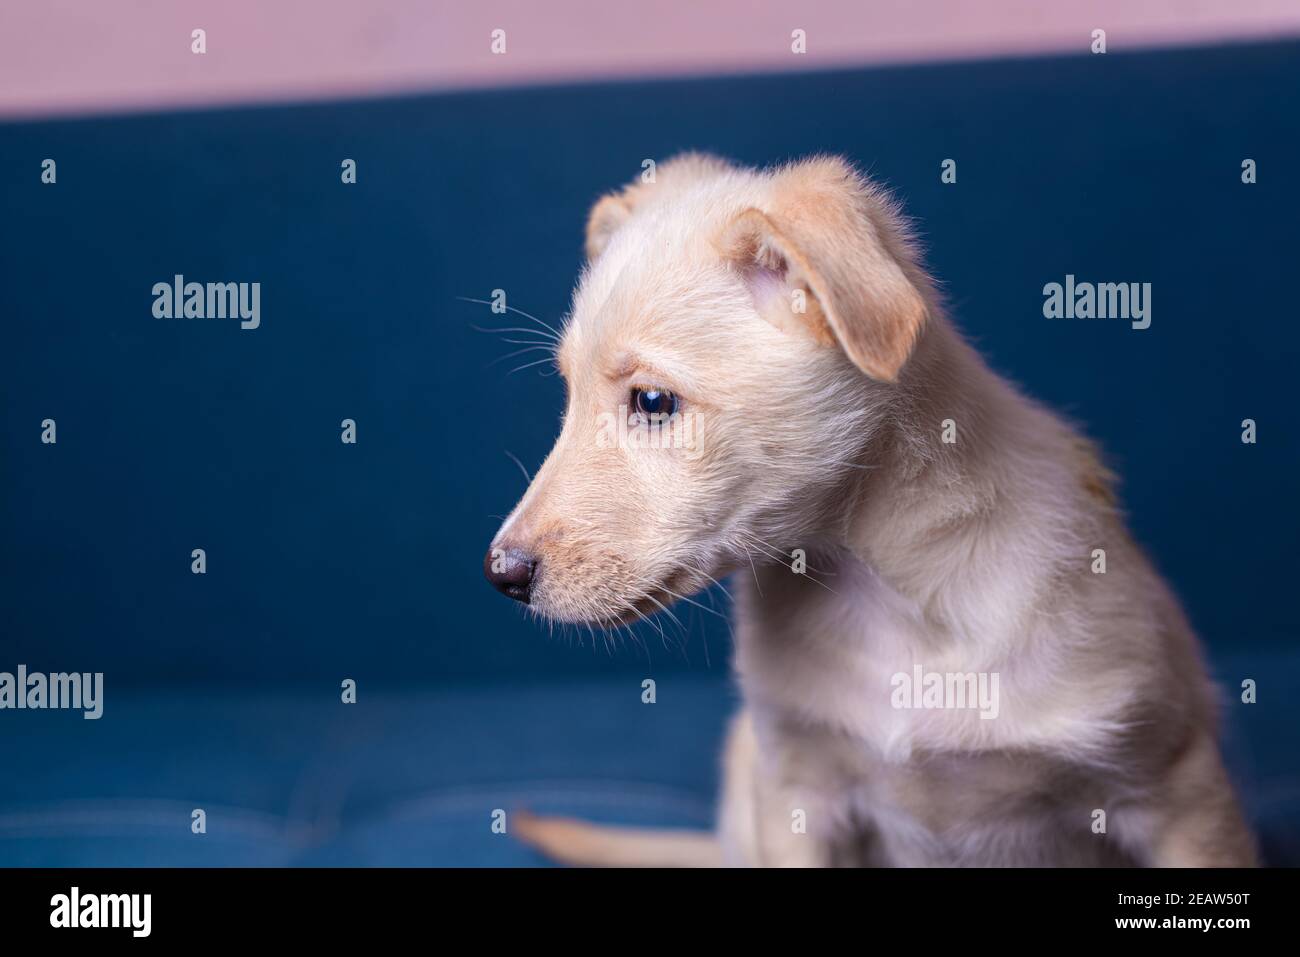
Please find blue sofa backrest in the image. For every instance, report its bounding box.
[2,41,1296,686]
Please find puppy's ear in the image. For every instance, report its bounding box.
[585,152,733,261]
[719,157,928,383]
[585,193,634,261]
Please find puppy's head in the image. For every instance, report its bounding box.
[485,153,932,625]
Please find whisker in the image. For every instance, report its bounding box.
[498,303,564,340]
[457,296,564,340]
[498,337,558,347]
[638,591,688,652]
[738,534,839,595]
[693,566,733,603]
[741,543,764,598]
[470,324,559,343]
[636,609,669,649]
[741,532,836,577]
[486,344,555,367]
[508,355,559,376]
[503,450,532,484]
[655,583,730,622]
[621,622,648,664]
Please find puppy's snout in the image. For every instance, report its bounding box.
[484,545,537,604]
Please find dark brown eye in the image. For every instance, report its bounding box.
[632,388,679,418]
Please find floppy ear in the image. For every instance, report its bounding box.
[585,152,733,261]
[585,193,634,261]
[718,158,928,383]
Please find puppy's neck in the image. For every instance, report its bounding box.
[834,317,1092,637]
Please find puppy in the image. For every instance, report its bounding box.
[484,154,1256,866]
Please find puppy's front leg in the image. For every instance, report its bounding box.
[718,710,834,867]
[1145,732,1257,867]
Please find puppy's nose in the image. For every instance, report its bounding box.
[484,545,536,603]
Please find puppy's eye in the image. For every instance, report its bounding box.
[632,387,679,418]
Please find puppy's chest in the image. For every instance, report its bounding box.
[733,575,1125,863]
[735,574,1011,757]
[732,566,1143,863]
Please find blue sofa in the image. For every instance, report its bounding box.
[1,40,1296,865]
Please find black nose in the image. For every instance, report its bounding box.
[484,546,536,603]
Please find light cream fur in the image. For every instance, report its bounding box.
[493,154,1256,867]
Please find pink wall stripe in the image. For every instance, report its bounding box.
[2,0,1299,119]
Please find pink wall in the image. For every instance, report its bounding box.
[2,0,1298,119]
